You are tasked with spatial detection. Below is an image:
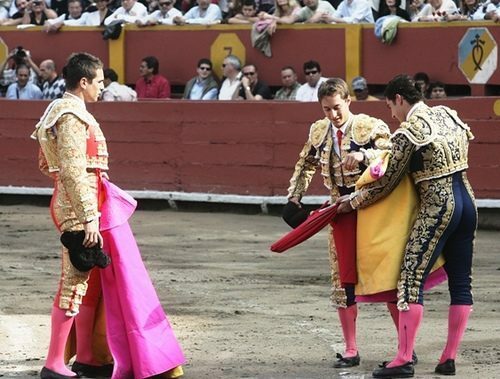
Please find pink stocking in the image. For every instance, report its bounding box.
[75,304,98,365]
[387,303,423,368]
[337,304,358,357]
[439,305,472,363]
[45,306,77,377]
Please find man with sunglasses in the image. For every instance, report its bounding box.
[237,63,272,100]
[138,0,182,25]
[183,58,219,100]
[295,60,327,102]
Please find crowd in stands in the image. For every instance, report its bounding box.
[0,48,452,101]
[1,0,500,27]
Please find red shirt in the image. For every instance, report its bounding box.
[135,74,171,99]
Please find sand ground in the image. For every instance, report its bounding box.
[0,204,499,379]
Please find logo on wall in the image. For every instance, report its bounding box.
[458,28,497,84]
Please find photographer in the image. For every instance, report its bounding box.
[5,63,43,99]
[0,46,40,96]
[21,0,57,25]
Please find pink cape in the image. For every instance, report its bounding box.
[99,180,185,378]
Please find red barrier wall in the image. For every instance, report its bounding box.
[1,23,499,91]
[0,98,499,199]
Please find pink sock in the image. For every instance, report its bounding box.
[337,304,358,357]
[439,305,472,363]
[45,306,77,377]
[387,303,423,368]
[75,304,98,365]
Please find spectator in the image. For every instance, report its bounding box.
[408,0,424,20]
[39,59,66,99]
[445,0,483,20]
[183,58,219,100]
[1,0,28,25]
[413,0,458,22]
[101,68,137,101]
[218,54,242,100]
[223,0,242,21]
[483,0,500,20]
[104,0,148,25]
[328,0,374,23]
[295,60,327,102]
[414,71,429,98]
[6,64,43,100]
[21,0,57,25]
[237,63,272,100]
[428,81,447,99]
[135,56,170,99]
[376,0,411,21]
[173,0,221,24]
[227,0,258,23]
[274,66,301,100]
[67,0,112,25]
[0,46,40,95]
[44,0,85,31]
[351,76,379,101]
[257,0,301,33]
[280,0,335,24]
[137,0,182,24]
[255,0,274,13]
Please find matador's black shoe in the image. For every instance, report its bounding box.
[40,367,80,379]
[435,359,456,375]
[71,361,114,378]
[379,351,419,367]
[333,352,360,368]
[372,361,414,378]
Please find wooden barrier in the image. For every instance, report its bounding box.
[1,23,499,94]
[0,98,499,199]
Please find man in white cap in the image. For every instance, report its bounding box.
[351,76,379,101]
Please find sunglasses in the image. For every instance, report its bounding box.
[159,1,172,5]
[198,66,211,71]
[243,72,255,76]
[305,70,319,75]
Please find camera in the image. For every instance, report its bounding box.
[14,46,27,59]
[13,46,27,65]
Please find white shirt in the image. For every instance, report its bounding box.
[101,81,137,101]
[104,1,148,25]
[295,77,327,102]
[334,0,374,23]
[183,3,222,24]
[414,0,458,21]
[144,8,182,25]
[218,76,241,100]
[332,116,350,156]
[63,10,103,26]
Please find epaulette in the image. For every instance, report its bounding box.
[35,98,99,131]
[308,118,330,148]
[351,113,385,146]
[394,108,435,146]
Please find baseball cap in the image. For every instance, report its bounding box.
[352,76,368,91]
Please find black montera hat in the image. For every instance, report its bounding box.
[60,231,111,272]
[282,201,308,229]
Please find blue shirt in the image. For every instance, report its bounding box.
[6,82,43,100]
[189,78,218,100]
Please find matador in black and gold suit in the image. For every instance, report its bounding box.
[345,75,476,378]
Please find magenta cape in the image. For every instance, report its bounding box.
[99,180,185,379]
